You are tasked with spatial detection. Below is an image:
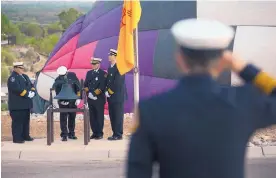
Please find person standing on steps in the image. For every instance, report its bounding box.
[7,62,35,144]
[106,49,127,141]
[52,66,81,142]
[84,57,107,140]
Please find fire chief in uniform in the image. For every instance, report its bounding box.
[52,66,81,142]
[106,49,127,141]
[7,62,35,143]
[84,57,107,140]
[127,19,276,178]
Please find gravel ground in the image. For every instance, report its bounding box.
[1,113,133,141]
[2,112,276,146]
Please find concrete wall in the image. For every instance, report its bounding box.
[197,1,276,85]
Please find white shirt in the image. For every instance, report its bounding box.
[111,63,116,68]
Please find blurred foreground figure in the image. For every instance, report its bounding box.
[127,18,276,178]
[52,66,81,141]
[7,62,35,143]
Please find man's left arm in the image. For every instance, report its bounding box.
[127,104,154,178]
[24,74,36,92]
[107,71,125,95]
[94,71,107,96]
[71,73,81,97]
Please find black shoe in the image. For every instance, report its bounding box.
[13,140,25,144]
[108,136,122,141]
[95,136,103,140]
[61,137,67,141]
[90,135,97,139]
[68,135,78,140]
[24,137,34,141]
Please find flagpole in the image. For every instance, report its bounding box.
[133,27,139,110]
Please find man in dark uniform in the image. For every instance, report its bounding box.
[127,19,276,178]
[52,66,81,142]
[7,62,35,143]
[84,57,107,140]
[105,49,127,141]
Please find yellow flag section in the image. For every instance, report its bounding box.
[116,0,142,75]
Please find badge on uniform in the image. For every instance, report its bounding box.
[111,74,112,76]
[104,73,107,78]
[95,77,98,81]
[10,77,15,82]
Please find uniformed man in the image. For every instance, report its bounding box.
[84,57,107,140]
[127,19,276,178]
[7,62,35,144]
[105,49,127,141]
[52,66,81,141]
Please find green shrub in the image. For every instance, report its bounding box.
[1,103,8,111]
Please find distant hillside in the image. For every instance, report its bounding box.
[1,1,92,24]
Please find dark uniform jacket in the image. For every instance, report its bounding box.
[52,72,80,104]
[127,64,276,178]
[84,68,107,104]
[106,64,127,103]
[7,71,35,110]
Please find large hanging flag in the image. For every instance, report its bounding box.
[117,0,142,75]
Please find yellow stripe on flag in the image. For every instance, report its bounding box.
[117,0,142,75]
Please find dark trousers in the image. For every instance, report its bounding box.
[88,101,105,137]
[58,103,76,137]
[10,109,31,142]
[108,102,124,137]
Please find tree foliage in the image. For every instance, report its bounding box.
[1,63,10,84]
[58,8,83,30]
[47,22,63,34]
[1,48,16,66]
[1,7,83,71]
[18,23,43,38]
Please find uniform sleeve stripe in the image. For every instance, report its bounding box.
[108,88,114,95]
[253,72,276,95]
[77,91,81,96]
[20,90,27,96]
[94,89,101,95]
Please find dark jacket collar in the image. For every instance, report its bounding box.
[178,73,219,91]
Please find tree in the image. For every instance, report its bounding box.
[38,34,59,55]
[58,8,83,30]
[47,22,62,34]
[1,63,10,84]
[18,23,43,38]
[1,13,10,35]
[1,48,16,66]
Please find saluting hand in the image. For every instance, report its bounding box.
[221,51,247,73]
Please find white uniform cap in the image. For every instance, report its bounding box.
[109,49,117,56]
[91,57,102,63]
[57,66,68,75]
[13,62,24,67]
[171,18,234,50]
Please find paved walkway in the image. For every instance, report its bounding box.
[2,138,276,161]
[2,138,129,161]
